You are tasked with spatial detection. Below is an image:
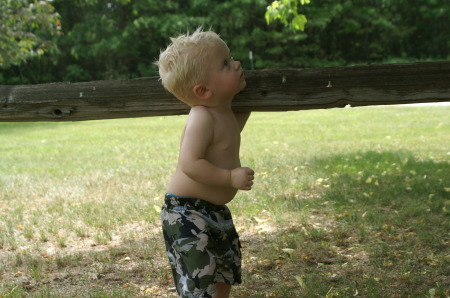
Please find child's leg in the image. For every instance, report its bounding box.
[214,282,231,298]
[162,213,216,296]
[161,195,241,297]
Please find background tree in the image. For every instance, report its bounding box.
[0,0,448,85]
[0,0,60,69]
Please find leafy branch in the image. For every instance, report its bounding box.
[265,0,310,31]
[0,0,61,68]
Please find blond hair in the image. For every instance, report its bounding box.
[156,27,226,105]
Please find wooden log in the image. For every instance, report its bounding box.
[1,61,449,122]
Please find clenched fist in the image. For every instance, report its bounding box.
[231,167,255,190]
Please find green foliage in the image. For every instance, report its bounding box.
[0,0,61,68]
[0,0,448,84]
[265,0,310,31]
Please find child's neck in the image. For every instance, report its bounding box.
[195,95,234,111]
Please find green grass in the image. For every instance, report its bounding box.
[0,106,449,297]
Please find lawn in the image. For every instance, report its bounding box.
[0,105,449,297]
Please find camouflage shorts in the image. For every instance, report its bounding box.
[161,194,242,298]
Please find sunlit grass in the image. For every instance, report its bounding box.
[1,106,449,297]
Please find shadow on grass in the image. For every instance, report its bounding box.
[315,150,449,234]
[246,150,449,297]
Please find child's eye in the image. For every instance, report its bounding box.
[223,60,230,67]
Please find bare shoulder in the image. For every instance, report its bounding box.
[188,106,215,126]
[180,106,215,154]
[190,105,213,117]
[184,106,217,137]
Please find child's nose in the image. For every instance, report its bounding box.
[234,60,241,70]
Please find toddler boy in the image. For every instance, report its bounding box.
[156,28,255,297]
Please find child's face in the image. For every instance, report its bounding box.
[206,42,246,101]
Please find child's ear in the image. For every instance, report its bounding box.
[193,84,213,100]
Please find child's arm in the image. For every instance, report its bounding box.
[234,111,251,132]
[179,108,254,190]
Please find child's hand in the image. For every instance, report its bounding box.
[231,167,255,190]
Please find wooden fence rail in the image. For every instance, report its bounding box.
[1,61,449,122]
